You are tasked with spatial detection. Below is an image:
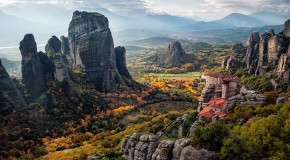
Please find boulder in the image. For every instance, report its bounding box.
[114,46,132,79]
[68,11,125,92]
[45,36,61,53]
[180,146,216,160]
[276,97,287,104]
[157,41,186,68]
[152,140,174,160]
[19,34,46,98]
[0,59,26,114]
[172,139,190,159]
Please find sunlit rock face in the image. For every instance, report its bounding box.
[68,11,125,92]
[19,34,46,98]
[0,59,26,114]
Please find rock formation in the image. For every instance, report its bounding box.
[245,32,260,73]
[19,34,46,98]
[45,36,61,53]
[223,43,246,70]
[283,19,290,37]
[0,59,26,114]
[157,41,186,68]
[60,36,70,55]
[122,133,216,160]
[68,11,125,92]
[267,35,287,65]
[53,53,75,97]
[115,46,132,79]
[224,92,267,111]
[222,19,290,83]
[257,31,272,67]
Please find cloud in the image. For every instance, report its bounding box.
[203,0,290,14]
[0,0,289,20]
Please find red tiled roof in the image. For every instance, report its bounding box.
[214,111,227,117]
[198,107,214,119]
[208,98,226,110]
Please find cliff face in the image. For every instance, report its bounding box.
[157,41,186,68]
[115,46,132,80]
[283,19,290,37]
[60,36,70,55]
[245,32,260,71]
[68,11,125,92]
[45,36,61,53]
[121,133,216,160]
[223,43,246,70]
[223,19,290,84]
[0,59,26,114]
[19,34,46,98]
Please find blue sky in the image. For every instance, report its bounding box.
[0,0,289,20]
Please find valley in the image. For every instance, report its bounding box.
[0,2,289,160]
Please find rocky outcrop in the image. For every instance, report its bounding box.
[245,32,260,73]
[122,133,216,160]
[283,19,290,37]
[157,41,186,68]
[232,43,246,57]
[224,92,267,111]
[223,43,246,70]
[19,34,46,98]
[277,54,289,76]
[45,36,61,53]
[68,11,125,92]
[172,139,190,160]
[115,46,132,79]
[179,146,216,160]
[258,31,272,67]
[53,53,75,97]
[0,59,26,114]
[60,36,70,55]
[267,35,288,65]
[222,20,290,85]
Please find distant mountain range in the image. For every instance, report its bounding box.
[0,4,289,46]
[184,12,289,31]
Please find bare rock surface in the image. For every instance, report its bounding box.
[68,11,125,92]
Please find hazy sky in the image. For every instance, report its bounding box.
[0,0,289,20]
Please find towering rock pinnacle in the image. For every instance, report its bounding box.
[258,31,272,67]
[60,36,70,55]
[0,59,26,114]
[115,46,132,79]
[245,32,260,71]
[158,41,186,68]
[19,34,46,98]
[68,11,125,92]
[45,36,61,53]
